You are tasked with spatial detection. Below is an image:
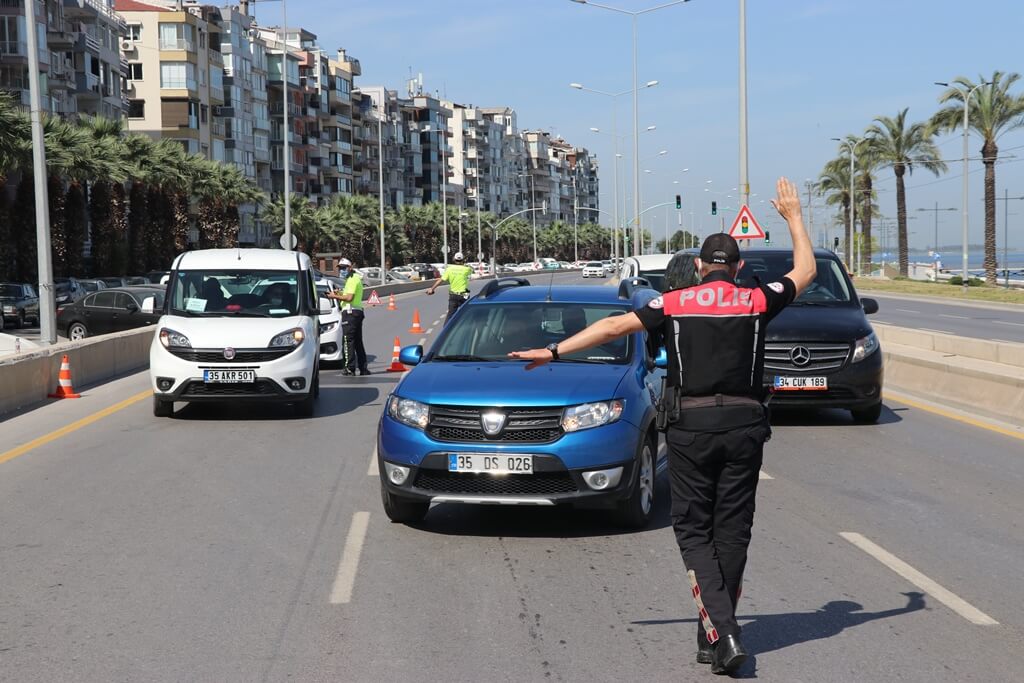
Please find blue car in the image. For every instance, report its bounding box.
[376,277,665,527]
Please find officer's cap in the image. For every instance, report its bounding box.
[699,234,740,265]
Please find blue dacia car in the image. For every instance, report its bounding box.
[377,277,665,528]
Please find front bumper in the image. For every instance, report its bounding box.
[378,414,644,507]
[765,349,883,410]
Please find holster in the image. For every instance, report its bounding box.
[655,380,679,433]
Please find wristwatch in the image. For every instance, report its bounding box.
[545,343,560,360]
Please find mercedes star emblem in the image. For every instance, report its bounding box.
[790,346,811,367]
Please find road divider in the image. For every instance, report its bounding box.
[0,327,155,417]
[875,324,1024,426]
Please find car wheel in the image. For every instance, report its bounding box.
[616,436,656,529]
[851,402,882,424]
[153,396,174,418]
[68,322,88,340]
[380,479,429,524]
[16,310,25,329]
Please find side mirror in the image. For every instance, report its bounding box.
[654,347,668,369]
[399,344,423,367]
[317,296,332,316]
[140,296,155,314]
[126,302,139,313]
[861,297,879,315]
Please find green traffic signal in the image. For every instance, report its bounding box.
[675,194,681,210]
[711,201,717,215]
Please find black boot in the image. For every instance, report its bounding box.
[341,368,355,376]
[696,629,714,664]
[711,634,748,675]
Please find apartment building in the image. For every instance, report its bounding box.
[1,0,126,119]
[354,85,421,209]
[321,48,359,198]
[411,93,458,208]
[479,106,526,217]
[117,0,226,160]
[522,131,599,227]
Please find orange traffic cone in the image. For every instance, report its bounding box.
[387,293,397,311]
[408,309,425,334]
[48,354,81,399]
[387,337,407,373]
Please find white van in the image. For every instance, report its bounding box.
[148,249,330,417]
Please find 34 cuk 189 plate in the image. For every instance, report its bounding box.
[773,375,827,391]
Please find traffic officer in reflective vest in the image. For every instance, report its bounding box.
[509,178,817,675]
[426,252,473,321]
[327,258,369,376]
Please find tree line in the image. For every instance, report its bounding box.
[818,71,1024,284]
[0,91,261,283]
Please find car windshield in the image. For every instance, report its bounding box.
[80,281,101,292]
[639,269,666,291]
[586,262,602,268]
[737,255,853,304]
[169,270,301,317]
[0,284,20,297]
[432,303,631,364]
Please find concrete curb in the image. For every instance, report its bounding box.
[875,323,1024,368]
[0,327,154,418]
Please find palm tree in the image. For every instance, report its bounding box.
[78,116,130,275]
[818,160,854,266]
[865,109,946,276]
[266,194,321,255]
[932,72,1024,284]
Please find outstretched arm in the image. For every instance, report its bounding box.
[426,276,445,295]
[771,177,817,295]
[508,312,645,370]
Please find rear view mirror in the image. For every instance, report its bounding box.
[126,302,139,313]
[861,298,879,315]
[654,347,668,369]
[140,296,155,314]
[317,296,332,316]
[399,345,423,367]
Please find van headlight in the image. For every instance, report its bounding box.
[388,396,430,430]
[851,332,879,363]
[159,327,191,348]
[270,328,305,348]
[562,400,624,432]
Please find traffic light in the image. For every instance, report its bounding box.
[675,194,681,209]
[764,230,771,245]
[834,236,840,250]
[711,201,717,215]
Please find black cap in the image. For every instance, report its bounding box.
[700,233,740,265]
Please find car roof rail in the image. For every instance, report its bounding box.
[618,277,653,299]
[479,277,530,298]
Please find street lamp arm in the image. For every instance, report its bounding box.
[623,201,675,226]
[638,0,691,14]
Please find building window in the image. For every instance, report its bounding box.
[159,23,194,51]
[200,104,207,123]
[126,24,142,41]
[127,63,143,81]
[128,100,145,119]
[160,62,195,90]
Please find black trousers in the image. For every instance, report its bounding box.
[341,309,367,372]
[446,292,469,321]
[666,418,769,642]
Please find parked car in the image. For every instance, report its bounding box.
[57,287,164,340]
[0,282,40,329]
[146,271,170,285]
[54,277,86,306]
[77,279,108,293]
[390,266,415,278]
[409,263,441,281]
[387,269,412,282]
[581,261,607,278]
[600,260,615,275]
[618,254,674,292]
[377,277,665,527]
[675,248,884,422]
[149,249,325,418]
[315,278,344,365]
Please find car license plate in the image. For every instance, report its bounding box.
[773,376,827,391]
[448,453,534,475]
[203,369,256,383]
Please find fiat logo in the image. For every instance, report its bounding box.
[223,347,236,360]
[789,346,811,367]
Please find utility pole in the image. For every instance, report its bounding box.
[25,0,55,344]
[993,190,1024,288]
[738,0,750,209]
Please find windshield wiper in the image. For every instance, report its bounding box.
[790,300,837,307]
[552,358,613,364]
[433,354,494,362]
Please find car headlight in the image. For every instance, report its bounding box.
[851,332,879,363]
[269,328,305,348]
[561,400,624,433]
[2,305,14,313]
[388,395,430,430]
[158,327,191,348]
[320,321,339,334]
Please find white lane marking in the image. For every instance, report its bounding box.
[758,470,774,480]
[426,328,434,335]
[330,512,371,605]
[938,313,970,320]
[839,532,999,626]
[368,446,378,476]
[433,319,443,326]
[894,308,918,313]
[918,328,947,334]
[418,337,427,346]
[993,320,1024,328]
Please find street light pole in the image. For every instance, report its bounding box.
[377,105,386,285]
[738,0,749,208]
[25,0,55,344]
[832,137,862,273]
[281,0,291,249]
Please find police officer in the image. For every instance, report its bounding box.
[327,257,370,376]
[509,178,817,675]
[426,252,473,321]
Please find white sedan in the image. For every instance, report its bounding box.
[581,261,607,278]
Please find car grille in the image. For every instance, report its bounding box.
[414,470,578,496]
[427,405,564,444]
[770,387,859,402]
[168,348,293,363]
[764,342,851,373]
[180,380,284,397]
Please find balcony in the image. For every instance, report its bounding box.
[257,178,273,193]
[270,130,302,146]
[340,165,353,175]
[159,39,195,52]
[337,141,352,152]
[270,159,303,174]
[211,119,226,137]
[269,102,302,118]
[64,0,127,31]
[47,29,76,50]
[48,67,75,90]
[75,72,101,97]
[254,147,271,163]
[0,40,26,57]
[335,113,351,126]
[161,78,197,92]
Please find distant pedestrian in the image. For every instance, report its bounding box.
[509,178,818,675]
[426,252,473,321]
[328,258,369,376]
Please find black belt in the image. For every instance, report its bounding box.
[673,394,766,432]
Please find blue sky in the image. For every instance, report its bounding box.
[268,0,1024,250]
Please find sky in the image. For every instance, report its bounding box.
[264,0,1024,251]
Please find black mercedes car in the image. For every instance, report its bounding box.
[1,282,40,329]
[670,248,883,423]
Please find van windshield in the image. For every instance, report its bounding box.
[737,255,853,304]
[169,270,301,317]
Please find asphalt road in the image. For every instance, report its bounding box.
[2,272,1023,681]
[863,292,1024,343]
